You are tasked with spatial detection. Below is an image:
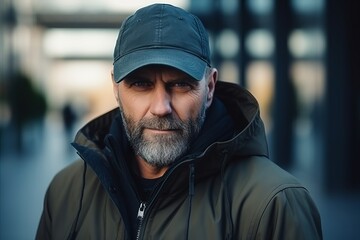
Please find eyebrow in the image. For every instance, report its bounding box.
[123,75,148,82]
[169,77,199,84]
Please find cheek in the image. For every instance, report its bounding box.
[118,91,149,122]
[172,92,206,120]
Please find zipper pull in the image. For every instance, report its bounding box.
[136,202,146,240]
[137,202,146,219]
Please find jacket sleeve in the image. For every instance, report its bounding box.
[254,186,323,240]
[35,160,86,240]
[36,187,52,240]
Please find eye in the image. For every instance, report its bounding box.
[173,82,190,87]
[124,78,153,91]
[132,81,152,87]
[167,80,197,92]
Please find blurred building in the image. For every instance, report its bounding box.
[1,0,359,212]
[1,0,359,239]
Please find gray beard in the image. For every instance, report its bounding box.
[120,105,206,168]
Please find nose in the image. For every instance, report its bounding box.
[149,86,172,117]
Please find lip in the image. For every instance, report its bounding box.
[144,128,178,134]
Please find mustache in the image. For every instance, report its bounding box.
[138,116,187,130]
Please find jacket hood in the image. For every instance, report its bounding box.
[71,81,269,239]
[167,81,269,184]
[72,80,268,174]
[72,81,268,189]
[206,81,269,159]
[73,81,267,154]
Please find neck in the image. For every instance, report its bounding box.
[135,156,168,179]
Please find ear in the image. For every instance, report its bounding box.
[206,68,218,108]
[111,70,120,103]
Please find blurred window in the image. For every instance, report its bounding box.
[189,0,213,13]
[216,29,240,59]
[247,0,274,15]
[44,29,118,58]
[35,0,189,13]
[218,60,239,84]
[288,29,326,58]
[291,0,325,14]
[246,29,274,58]
[220,0,239,15]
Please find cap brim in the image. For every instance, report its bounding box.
[113,48,208,83]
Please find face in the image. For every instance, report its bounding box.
[112,65,217,168]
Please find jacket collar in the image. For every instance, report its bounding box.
[71,81,269,238]
[72,81,269,178]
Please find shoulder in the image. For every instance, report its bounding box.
[226,156,302,193]
[45,160,86,209]
[226,156,308,215]
[49,159,87,194]
[226,156,322,239]
[53,159,85,180]
[45,159,101,216]
[39,160,119,239]
[226,156,311,209]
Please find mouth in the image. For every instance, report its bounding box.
[144,128,179,134]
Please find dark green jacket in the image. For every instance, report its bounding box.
[36,81,322,240]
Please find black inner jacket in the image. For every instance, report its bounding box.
[103,97,235,238]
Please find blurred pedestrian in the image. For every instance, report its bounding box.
[61,102,77,139]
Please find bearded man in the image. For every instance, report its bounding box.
[36,4,322,240]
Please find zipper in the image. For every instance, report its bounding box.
[136,202,146,240]
[134,158,197,240]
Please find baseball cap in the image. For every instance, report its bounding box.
[113,4,211,83]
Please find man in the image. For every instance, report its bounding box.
[36,4,322,240]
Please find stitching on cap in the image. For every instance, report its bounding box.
[155,4,164,43]
[114,15,132,63]
[193,15,210,66]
